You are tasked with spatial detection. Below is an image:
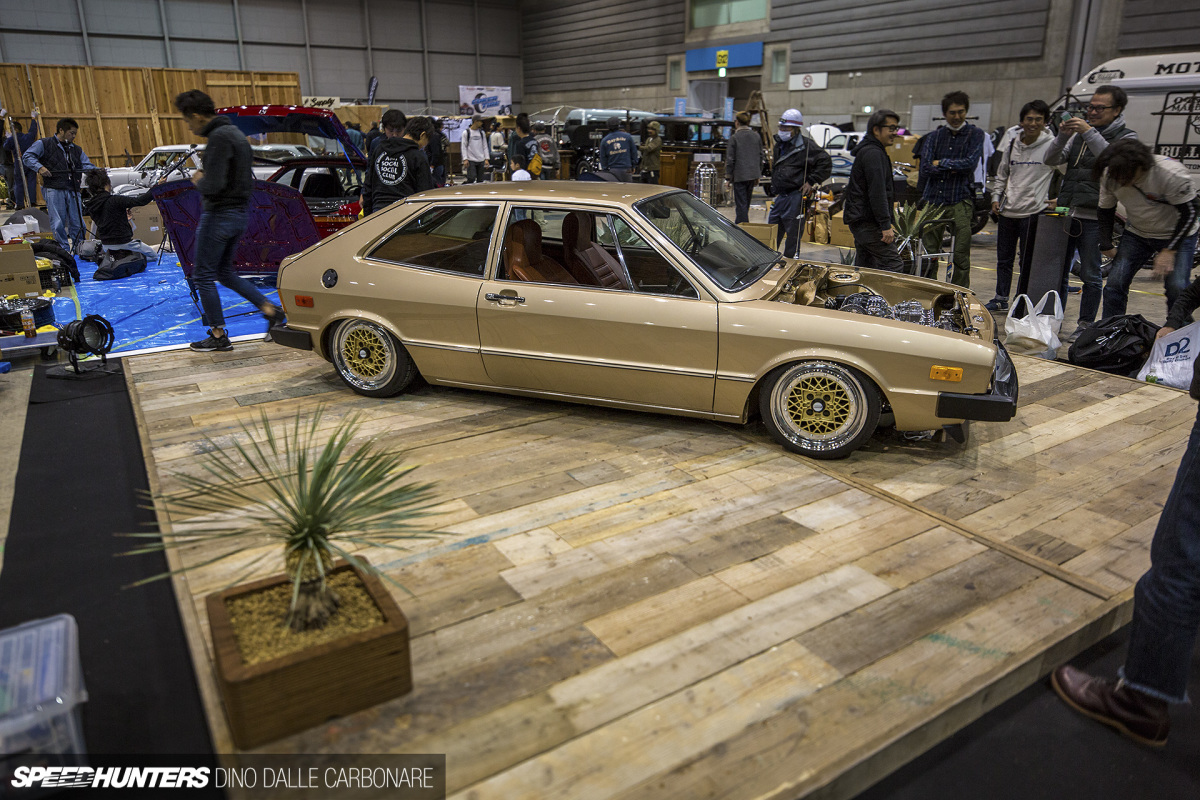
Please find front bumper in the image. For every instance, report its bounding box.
[935,340,1019,422]
[269,323,313,351]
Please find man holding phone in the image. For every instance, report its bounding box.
[1043,84,1137,342]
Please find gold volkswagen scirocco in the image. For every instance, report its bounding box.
[270,182,1017,459]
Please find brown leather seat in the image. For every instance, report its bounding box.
[561,211,633,291]
[504,219,579,285]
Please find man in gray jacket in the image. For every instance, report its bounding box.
[725,112,762,224]
[1043,84,1136,341]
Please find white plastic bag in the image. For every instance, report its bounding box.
[1137,320,1200,389]
[1004,292,1063,353]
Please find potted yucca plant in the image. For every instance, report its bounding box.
[892,202,948,276]
[125,406,440,748]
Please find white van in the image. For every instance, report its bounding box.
[1066,52,1200,187]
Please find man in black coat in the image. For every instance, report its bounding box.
[767,108,832,257]
[174,89,283,353]
[844,109,903,272]
[362,116,435,215]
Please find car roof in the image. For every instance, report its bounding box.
[408,182,680,207]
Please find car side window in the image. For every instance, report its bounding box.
[608,217,698,298]
[367,205,498,276]
[827,135,846,150]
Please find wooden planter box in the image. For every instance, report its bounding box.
[206,558,412,749]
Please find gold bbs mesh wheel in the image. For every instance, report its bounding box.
[760,361,881,459]
[330,319,416,397]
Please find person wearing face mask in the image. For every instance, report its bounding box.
[985,100,1056,311]
[768,108,832,257]
[918,90,985,287]
[1043,84,1137,342]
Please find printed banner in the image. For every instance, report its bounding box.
[458,86,512,116]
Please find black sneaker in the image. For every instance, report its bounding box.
[984,297,1008,312]
[262,305,286,342]
[190,330,234,352]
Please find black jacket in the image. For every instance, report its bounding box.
[83,189,155,245]
[770,133,832,195]
[196,116,253,213]
[363,137,433,214]
[844,134,894,230]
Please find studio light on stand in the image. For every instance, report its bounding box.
[49,315,117,379]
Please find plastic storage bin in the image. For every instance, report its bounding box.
[0,614,87,767]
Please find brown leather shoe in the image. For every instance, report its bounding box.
[1051,665,1170,747]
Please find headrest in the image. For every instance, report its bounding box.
[562,211,593,248]
[508,219,542,261]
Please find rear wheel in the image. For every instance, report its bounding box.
[759,361,881,459]
[330,319,416,397]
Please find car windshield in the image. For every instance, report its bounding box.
[634,192,779,291]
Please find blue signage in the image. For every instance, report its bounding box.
[685,42,763,72]
[674,97,687,116]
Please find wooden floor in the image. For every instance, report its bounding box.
[124,342,1193,800]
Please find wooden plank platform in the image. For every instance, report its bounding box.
[123,343,1191,799]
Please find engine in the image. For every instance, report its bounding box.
[825,291,964,331]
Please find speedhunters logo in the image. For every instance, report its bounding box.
[11,766,209,790]
[6,755,446,797]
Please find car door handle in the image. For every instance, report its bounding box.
[486,292,525,304]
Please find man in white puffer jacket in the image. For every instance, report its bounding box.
[986,100,1056,312]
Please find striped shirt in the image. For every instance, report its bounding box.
[919,123,984,206]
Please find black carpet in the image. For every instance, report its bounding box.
[0,363,220,792]
[856,617,1200,799]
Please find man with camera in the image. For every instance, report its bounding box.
[1043,84,1137,342]
[23,116,95,252]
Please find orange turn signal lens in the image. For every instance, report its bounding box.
[929,365,963,382]
[294,295,314,308]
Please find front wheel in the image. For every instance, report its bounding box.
[759,361,881,459]
[330,319,416,397]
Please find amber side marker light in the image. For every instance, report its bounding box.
[930,366,963,382]
[294,295,315,308]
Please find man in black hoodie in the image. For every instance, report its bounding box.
[82,169,160,259]
[844,109,903,272]
[174,89,283,353]
[362,116,435,215]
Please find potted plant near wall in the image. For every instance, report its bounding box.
[126,407,439,749]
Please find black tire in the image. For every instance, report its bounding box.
[970,209,989,235]
[329,319,417,398]
[758,360,881,460]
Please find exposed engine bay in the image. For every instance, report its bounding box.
[774,264,979,336]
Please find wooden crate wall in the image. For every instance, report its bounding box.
[0,63,301,168]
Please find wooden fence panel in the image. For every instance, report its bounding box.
[2,63,302,169]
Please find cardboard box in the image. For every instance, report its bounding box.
[890,134,921,169]
[739,222,778,250]
[828,211,856,249]
[130,203,166,247]
[0,241,42,298]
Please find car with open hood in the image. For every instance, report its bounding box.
[218,105,367,237]
[266,182,1017,458]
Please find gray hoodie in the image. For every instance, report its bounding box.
[994,126,1055,218]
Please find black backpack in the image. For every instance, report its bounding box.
[93,249,148,281]
[1068,314,1160,374]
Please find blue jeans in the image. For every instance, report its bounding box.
[192,208,269,330]
[768,190,804,257]
[994,215,1030,299]
[1121,404,1200,703]
[43,186,84,250]
[1060,217,1103,324]
[1102,230,1198,321]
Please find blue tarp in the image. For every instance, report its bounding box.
[50,252,280,354]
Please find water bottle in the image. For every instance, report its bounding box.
[20,308,36,338]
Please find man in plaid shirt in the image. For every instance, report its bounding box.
[919,90,984,288]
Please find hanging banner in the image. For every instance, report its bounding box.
[367,76,379,105]
[458,86,513,116]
